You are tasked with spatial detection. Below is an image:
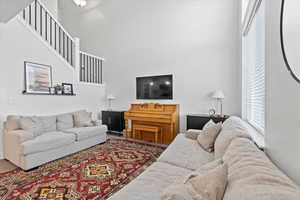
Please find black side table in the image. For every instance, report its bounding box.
[102,110,125,135]
[186,114,229,130]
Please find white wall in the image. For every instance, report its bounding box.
[0,17,106,158]
[265,0,300,184]
[39,0,58,20]
[59,0,241,131]
[0,0,33,22]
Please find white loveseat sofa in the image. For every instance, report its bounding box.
[3,110,107,170]
[108,116,300,200]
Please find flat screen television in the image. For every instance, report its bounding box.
[136,75,173,99]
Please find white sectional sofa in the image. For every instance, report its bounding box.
[3,110,107,170]
[108,116,300,200]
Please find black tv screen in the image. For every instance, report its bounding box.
[136,75,173,99]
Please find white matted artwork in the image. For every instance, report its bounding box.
[24,62,53,94]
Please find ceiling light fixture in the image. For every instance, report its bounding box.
[73,0,87,7]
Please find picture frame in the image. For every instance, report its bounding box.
[62,83,73,95]
[24,62,53,94]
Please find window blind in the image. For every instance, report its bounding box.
[243,0,265,133]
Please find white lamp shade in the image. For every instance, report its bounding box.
[107,95,116,100]
[212,90,225,99]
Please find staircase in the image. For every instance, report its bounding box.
[19,0,104,84]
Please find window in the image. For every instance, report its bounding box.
[242,0,265,134]
[242,0,249,20]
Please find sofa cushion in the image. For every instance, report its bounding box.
[158,134,214,170]
[223,138,300,200]
[214,130,250,159]
[57,113,74,130]
[20,132,76,155]
[197,123,222,152]
[73,110,93,127]
[108,162,192,200]
[64,126,107,141]
[222,116,249,133]
[19,117,44,137]
[194,159,223,175]
[39,116,57,133]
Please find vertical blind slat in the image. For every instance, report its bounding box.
[243,0,265,133]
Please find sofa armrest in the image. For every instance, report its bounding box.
[3,130,35,166]
[4,130,35,144]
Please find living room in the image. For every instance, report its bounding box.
[0,0,300,199]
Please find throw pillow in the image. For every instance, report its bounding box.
[74,111,93,127]
[39,116,57,133]
[187,164,228,200]
[57,113,74,130]
[214,130,251,159]
[203,119,216,130]
[185,129,202,140]
[197,123,222,152]
[161,162,228,200]
[19,116,43,137]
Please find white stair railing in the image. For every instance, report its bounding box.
[21,0,75,67]
[80,51,104,84]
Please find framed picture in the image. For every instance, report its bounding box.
[49,87,56,94]
[24,62,52,94]
[62,83,73,95]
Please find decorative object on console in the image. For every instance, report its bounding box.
[102,110,125,135]
[107,95,116,111]
[54,84,63,95]
[49,87,55,94]
[24,61,52,94]
[62,83,73,95]
[208,108,216,116]
[212,90,225,117]
[186,114,229,131]
[124,103,179,144]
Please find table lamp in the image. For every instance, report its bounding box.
[212,90,225,117]
[107,95,116,111]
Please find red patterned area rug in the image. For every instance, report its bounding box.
[0,138,166,200]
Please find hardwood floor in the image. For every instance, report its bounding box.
[0,159,17,173]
